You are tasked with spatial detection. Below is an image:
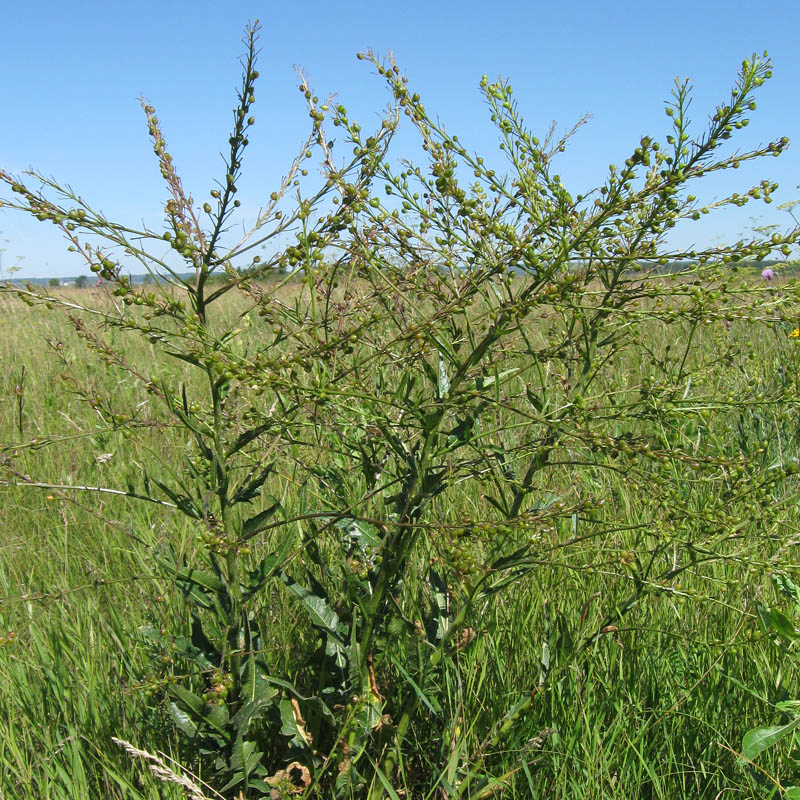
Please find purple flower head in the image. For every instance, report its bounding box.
[762,268,776,280]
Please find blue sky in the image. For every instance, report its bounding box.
[1,0,799,278]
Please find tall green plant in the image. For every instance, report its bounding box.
[2,26,799,798]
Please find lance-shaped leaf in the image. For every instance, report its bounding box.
[169,566,226,610]
[243,535,293,603]
[242,497,282,539]
[169,702,199,739]
[438,351,451,399]
[151,477,202,519]
[232,465,275,505]
[280,572,348,665]
[742,717,800,762]
[221,737,264,793]
[425,568,449,646]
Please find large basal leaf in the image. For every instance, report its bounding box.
[280,573,345,644]
[279,698,313,750]
[168,684,205,716]
[202,703,231,740]
[221,737,264,793]
[168,701,199,739]
[232,698,276,738]
[167,684,231,742]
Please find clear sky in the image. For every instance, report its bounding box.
[1,0,799,278]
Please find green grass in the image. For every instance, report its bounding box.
[2,286,800,798]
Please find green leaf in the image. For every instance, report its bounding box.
[233,466,275,504]
[279,698,313,749]
[365,755,404,800]
[168,685,231,741]
[335,517,382,555]
[757,603,797,638]
[170,566,227,610]
[246,672,334,724]
[241,651,278,705]
[203,703,231,738]
[742,717,800,761]
[484,492,510,517]
[391,371,415,406]
[165,349,203,368]
[774,573,800,606]
[555,611,574,662]
[444,415,478,452]
[151,477,202,519]
[389,654,442,715]
[539,601,551,687]
[785,788,800,800]
[280,573,343,641]
[221,737,262,792]
[242,498,281,539]
[169,701,199,738]
[176,567,225,594]
[161,381,214,437]
[280,572,348,670]
[492,447,516,481]
[232,697,276,738]
[138,624,167,647]
[243,537,292,602]
[190,615,220,666]
[139,625,216,669]
[422,408,444,434]
[351,694,383,736]
[425,568,449,645]
[227,421,274,457]
[347,629,363,699]
[173,633,217,670]
[476,368,520,391]
[167,684,205,716]
[438,351,450,398]
[526,385,544,412]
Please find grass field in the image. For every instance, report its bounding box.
[1,276,800,799]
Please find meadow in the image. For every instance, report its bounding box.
[1,275,800,799]
[2,26,800,799]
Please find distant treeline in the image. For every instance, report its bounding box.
[7,258,800,288]
[5,272,195,288]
